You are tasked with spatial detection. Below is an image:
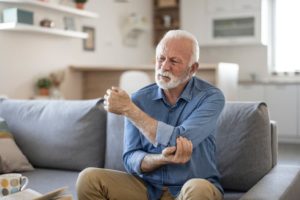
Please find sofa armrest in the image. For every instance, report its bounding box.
[240,165,300,200]
[270,120,278,167]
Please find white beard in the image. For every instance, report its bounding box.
[155,69,190,89]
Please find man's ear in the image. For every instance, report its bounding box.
[190,63,199,76]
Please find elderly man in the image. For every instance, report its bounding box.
[76,30,225,200]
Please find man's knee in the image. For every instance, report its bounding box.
[180,179,221,200]
[184,179,211,190]
[76,167,99,188]
[77,168,112,200]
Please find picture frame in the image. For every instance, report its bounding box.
[82,26,95,51]
[63,16,76,30]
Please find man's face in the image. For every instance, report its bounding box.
[155,38,193,90]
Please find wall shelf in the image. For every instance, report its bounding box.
[153,0,180,45]
[0,22,88,38]
[0,0,99,18]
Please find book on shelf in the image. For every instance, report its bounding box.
[1,186,72,200]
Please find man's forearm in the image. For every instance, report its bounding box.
[141,153,168,173]
[141,137,192,173]
[124,102,158,144]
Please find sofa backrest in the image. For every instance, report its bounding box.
[0,99,107,171]
[105,101,275,192]
[104,113,126,171]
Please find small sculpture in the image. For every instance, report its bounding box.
[40,19,55,28]
[49,70,65,99]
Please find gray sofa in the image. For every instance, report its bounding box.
[0,98,299,200]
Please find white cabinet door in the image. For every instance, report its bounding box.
[206,0,233,14]
[264,85,298,137]
[181,0,209,46]
[182,0,266,46]
[238,84,265,101]
[233,0,261,12]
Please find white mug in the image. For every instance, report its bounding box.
[0,173,29,196]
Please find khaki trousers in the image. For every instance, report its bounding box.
[76,168,223,200]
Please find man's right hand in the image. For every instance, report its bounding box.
[140,136,193,173]
[161,136,193,164]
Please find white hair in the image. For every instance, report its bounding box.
[155,30,200,66]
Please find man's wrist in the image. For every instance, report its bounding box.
[123,102,137,117]
[158,154,169,165]
[141,153,169,173]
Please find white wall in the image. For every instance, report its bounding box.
[0,0,272,100]
[0,0,154,99]
[200,45,269,81]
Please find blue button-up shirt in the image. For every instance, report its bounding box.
[123,77,225,200]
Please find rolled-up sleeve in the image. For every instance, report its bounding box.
[156,121,174,146]
[123,150,147,174]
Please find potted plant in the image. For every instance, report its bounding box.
[36,77,52,96]
[74,0,88,9]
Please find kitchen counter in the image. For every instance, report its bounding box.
[70,62,239,100]
[239,78,300,85]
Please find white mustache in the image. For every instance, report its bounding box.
[156,70,174,78]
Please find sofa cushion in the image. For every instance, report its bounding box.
[22,168,79,200]
[0,117,34,173]
[104,112,126,172]
[0,99,107,171]
[224,191,244,200]
[216,102,272,191]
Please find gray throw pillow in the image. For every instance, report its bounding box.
[0,99,107,171]
[216,102,272,191]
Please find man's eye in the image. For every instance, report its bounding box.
[158,57,165,62]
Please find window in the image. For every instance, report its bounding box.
[271,0,300,72]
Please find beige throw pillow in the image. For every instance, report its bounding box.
[0,138,34,173]
[0,118,34,173]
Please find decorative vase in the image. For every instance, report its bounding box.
[39,88,49,96]
[76,3,85,9]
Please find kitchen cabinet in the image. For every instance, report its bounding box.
[238,84,264,101]
[0,0,98,38]
[233,0,261,12]
[206,0,261,14]
[238,83,300,143]
[206,0,233,14]
[195,63,239,101]
[181,0,269,46]
[207,0,261,14]
[264,85,298,138]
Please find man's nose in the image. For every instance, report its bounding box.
[161,60,171,71]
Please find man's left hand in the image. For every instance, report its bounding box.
[104,87,132,115]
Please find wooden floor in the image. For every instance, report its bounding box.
[278,143,300,165]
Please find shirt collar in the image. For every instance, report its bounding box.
[152,77,194,102]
